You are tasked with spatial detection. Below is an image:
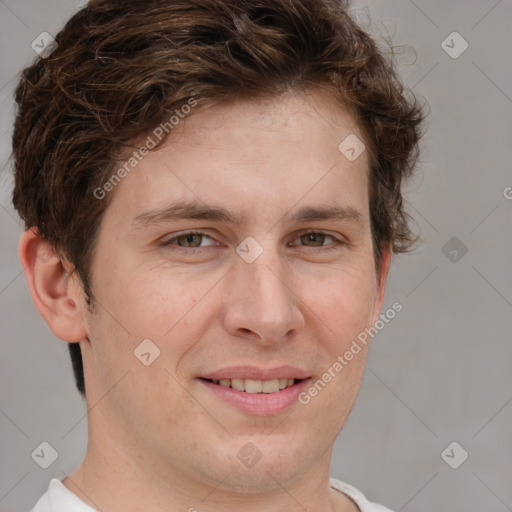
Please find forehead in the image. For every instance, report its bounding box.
[104,90,370,228]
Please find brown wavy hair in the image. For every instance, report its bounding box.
[12,0,424,397]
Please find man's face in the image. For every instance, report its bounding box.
[78,90,388,491]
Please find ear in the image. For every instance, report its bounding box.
[18,228,88,342]
[372,242,392,325]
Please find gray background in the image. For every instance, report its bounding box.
[1,1,511,511]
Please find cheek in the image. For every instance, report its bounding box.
[300,265,377,349]
[85,265,210,395]
[296,263,376,415]
[84,266,209,425]
[98,262,212,339]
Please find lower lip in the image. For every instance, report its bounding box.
[199,378,311,415]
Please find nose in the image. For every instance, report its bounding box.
[221,247,306,346]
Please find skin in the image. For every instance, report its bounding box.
[20,89,390,512]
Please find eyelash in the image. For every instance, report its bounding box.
[160,229,344,253]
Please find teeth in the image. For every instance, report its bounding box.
[211,378,297,393]
[245,379,263,393]
[262,379,279,393]
[231,379,245,391]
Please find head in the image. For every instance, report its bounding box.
[13,0,423,495]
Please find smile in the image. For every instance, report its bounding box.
[205,378,299,393]
[199,367,311,415]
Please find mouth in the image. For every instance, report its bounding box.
[200,377,301,393]
[198,366,310,415]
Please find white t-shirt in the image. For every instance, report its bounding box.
[30,477,394,512]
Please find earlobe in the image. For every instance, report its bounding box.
[18,228,88,343]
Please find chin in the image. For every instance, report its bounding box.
[222,461,306,494]
[206,436,311,493]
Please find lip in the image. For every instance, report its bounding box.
[200,365,310,381]
[199,366,311,415]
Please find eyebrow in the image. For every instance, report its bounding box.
[132,200,365,229]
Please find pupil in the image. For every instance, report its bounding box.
[179,234,201,247]
[304,233,323,246]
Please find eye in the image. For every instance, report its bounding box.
[159,229,344,253]
[291,230,344,251]
[298,232,331,246]
[161,230,217,249]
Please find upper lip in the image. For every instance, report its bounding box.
[200,365,310,381]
